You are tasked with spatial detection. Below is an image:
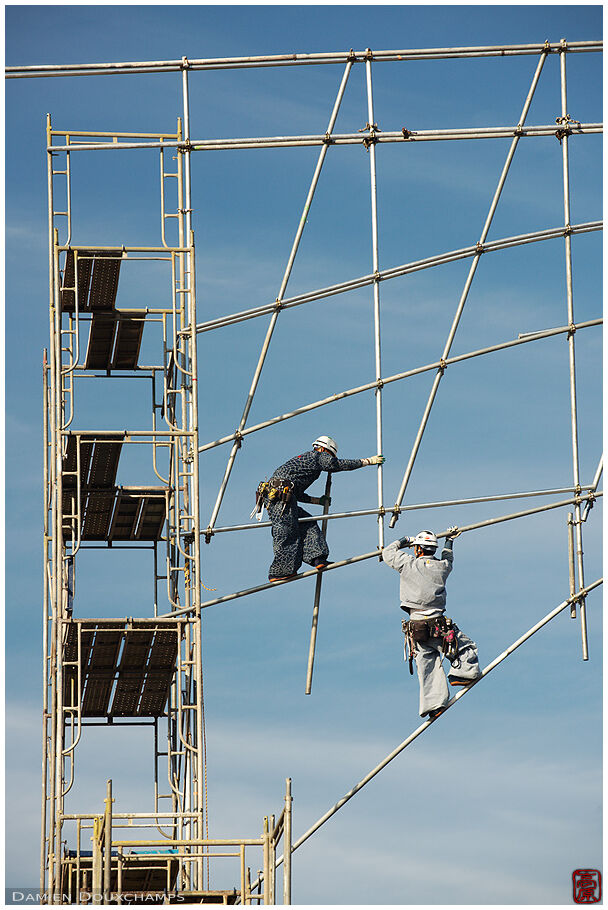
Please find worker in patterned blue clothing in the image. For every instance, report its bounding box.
[254,436,384,582]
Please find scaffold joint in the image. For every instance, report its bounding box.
[234,430,243,449]
[204,528,214,544]
[568,321,576,336]
[181,56,191,69]
[376,378,384,390]
[438,358,448,374]
[183,531,195,546]
[323,132,333,145]
[563,224,573,237]
[543,39,551,53]
[475,242,485,255]
[347,48,357,63]
[514,124,524,136]
[401,127,412,140]
[274,298,284,312]
[364,47,374,61]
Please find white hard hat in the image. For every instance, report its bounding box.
[313,435,338,457]
[413,530,438,549]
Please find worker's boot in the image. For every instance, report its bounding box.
[269,574,297,583]
[312,557,332,570]
[428,707,446,719]
[449,678,475,686]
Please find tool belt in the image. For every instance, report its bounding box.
[251,478,295,521]
[402,615,460,675]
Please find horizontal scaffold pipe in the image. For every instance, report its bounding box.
[5,41,602,78]
[163,491,599,617]
[198,317,601,452]
[45,122,602,152]
[282,577,602,860]
[210,484,597,534]
[195,222,602,335]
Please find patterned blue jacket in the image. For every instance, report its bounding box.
[271,450,364,503]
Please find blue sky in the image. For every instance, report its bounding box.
[5,4,603,905]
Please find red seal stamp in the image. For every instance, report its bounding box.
[573,869,602,903]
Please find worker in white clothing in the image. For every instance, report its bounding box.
[382,529,481,719]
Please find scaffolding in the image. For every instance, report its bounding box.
[4,37,602,904]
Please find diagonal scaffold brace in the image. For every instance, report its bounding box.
[305,472,333,695]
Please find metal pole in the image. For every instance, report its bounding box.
[41,351,50,896]
[6,41,602,79]
[52,229,65,897]
[212,482,598,535]
[263,818,271,905]
[195,222,601,335]
[181,57,207,891]
[365,51,385,549]
[567,513,576,617]
[46,116,59,903]
[283,779,292,905]
[281,579,602,859]
[389,47,549,527]
[559,41,588,660]
[103,780,112,903]
[205,60,353,536]
[161,489,600,617]
[198,317,600,453]
[41,121,601,154]
[305,474,332,694]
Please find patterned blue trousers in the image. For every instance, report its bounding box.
[267,498,328,578]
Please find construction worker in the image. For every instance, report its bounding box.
[382,529,481,719]
[256,436,385,582]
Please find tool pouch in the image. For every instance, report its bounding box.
[409,620,431,643]
[251,481,270,520]
[403,619,430,676]
[268,478,294,503]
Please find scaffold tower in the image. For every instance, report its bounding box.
[4,36,602,905]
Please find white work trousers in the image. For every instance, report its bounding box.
[412,628,480,717]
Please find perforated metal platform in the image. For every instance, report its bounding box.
[85,313,145,370]
[62,619,181,718]
[61,249,122,313]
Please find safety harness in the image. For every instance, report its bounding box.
[402,615,460,675]
[251,478,295,520]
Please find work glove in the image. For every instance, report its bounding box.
[318,494,331,508]
[445,526,461,539]
[397,536,414,549]
[362,455,386,466]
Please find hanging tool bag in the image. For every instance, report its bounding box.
[251,478,296,521]
[402,615,459,675]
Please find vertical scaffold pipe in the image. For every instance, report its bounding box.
[388,47,549,528]
[283,779,292,905]
[40,350,50,897]
[305,473,333,694]
[567,513,576,617]
[52,229,65,899]
[103,780,113,903]
[365,50,385,550]
[182,56,208,889]
[205,60,354,536]
[46,117,58,903]
[559,40,588,660]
